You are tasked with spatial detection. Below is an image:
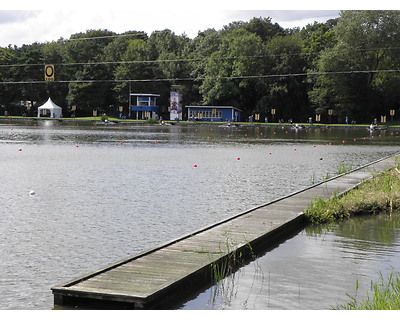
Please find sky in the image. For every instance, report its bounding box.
[0,1,398,47]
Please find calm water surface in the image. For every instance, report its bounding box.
[181,213,400,310]
[0,119,399,309]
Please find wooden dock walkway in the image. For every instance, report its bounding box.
[52,153,399,309]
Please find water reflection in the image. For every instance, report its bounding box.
[181,213,400,310]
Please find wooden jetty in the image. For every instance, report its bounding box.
[52,153,399,309]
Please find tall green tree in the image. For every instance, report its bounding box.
[65,29,117,115]
[244,17,284,43]
[145,29,192,109]
[199,28,269,116]
[0,46,16,110]
[187,28,222,105]
[265,34,308,121]
[300,19,338,69]
[113,37,153,107]
[309,10,400,122]
[12,43,46,114]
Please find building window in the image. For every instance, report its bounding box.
[137,97,149,106]
[136,96,157,107]
[189,110,223,119]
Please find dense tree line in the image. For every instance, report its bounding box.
[1,10,400,123]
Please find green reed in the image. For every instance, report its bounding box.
[338,271,400,310]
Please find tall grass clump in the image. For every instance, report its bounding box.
[305,194,347,223]
[339,271,400,310]
[210,233,257,285]
[210,235,243,283]
[304,168,400,224]
[336,162,354,175]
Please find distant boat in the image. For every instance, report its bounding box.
[219,123,240,128]
[96,120,116,125]
[292,124,305,129]
[369,125,387,131]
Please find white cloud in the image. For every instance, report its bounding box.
[5,0,399,47]
[0,9,343,47]
[0,10,39,24]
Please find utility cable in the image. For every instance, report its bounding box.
[1,69,399,85]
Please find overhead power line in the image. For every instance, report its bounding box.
[0,57,208,68]
[1,69,399,85]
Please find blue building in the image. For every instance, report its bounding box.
[130,93,160,120]
[186,106,242,122]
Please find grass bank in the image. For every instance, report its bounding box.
[304,165,400,224]
[304,164,400,309]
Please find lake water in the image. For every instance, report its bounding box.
[181,213,400,310]
[0,119,400,310]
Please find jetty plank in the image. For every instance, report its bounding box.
[52,153,399,309]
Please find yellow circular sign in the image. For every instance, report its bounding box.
[45,65,55,81]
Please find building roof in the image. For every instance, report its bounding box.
[130,93,160,97]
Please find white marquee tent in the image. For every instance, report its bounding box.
[37,98,63,118]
